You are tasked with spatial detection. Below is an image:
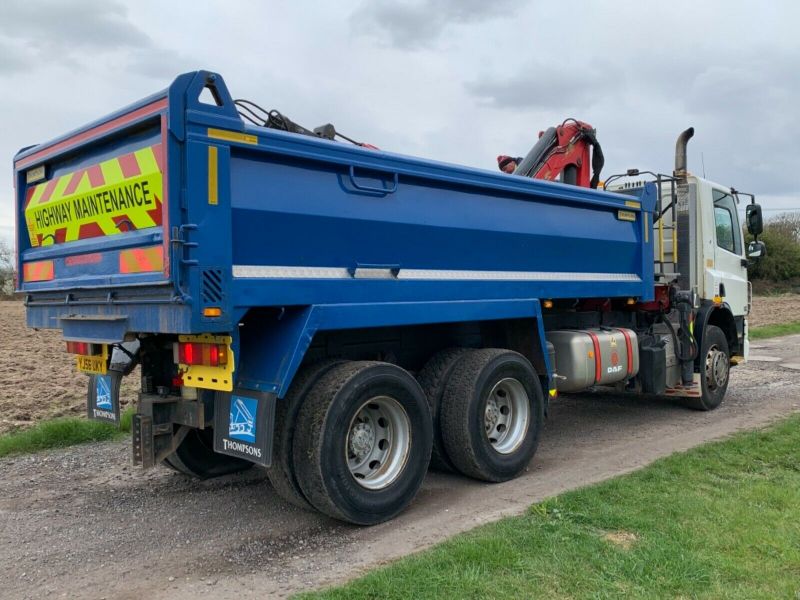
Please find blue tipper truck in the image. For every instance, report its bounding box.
[14,71,765,524]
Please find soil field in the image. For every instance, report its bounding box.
[0,295,798,434]
[0,302,138,434]
[747,293,800,327]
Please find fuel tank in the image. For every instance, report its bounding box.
[548,328,639,393]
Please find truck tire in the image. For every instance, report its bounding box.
[163,427,253,479]
[440,349,543,482]
[686,325,730,411]
[266,359,345,510]
[292,361,433,525]
[416,348,469,472]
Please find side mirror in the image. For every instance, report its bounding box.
[747,240,766,261]
[745,203,763,236]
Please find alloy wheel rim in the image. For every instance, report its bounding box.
[484,377,530,455]
[346,396,411,490]
[705,344,729,391]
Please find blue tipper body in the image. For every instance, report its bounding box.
[14,70,657,396]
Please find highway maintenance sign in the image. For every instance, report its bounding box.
[24,144,164,247]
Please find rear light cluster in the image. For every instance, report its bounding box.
[178,342,228,367]
[65,341,103,356]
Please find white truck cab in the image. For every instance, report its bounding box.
[607,129,765,368]
[691,176,752,360]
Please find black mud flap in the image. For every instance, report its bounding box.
[87,372,122,426]
[214,389,275,467]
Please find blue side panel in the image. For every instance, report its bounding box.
[206,109,655,309]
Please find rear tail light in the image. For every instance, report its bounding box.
[65,341,103,356]
[178,342,228,367]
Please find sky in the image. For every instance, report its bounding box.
[1,0,799,248]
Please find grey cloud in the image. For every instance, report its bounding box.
[465,61,612,110]
[682,53,800,195]
[351,0,521,48]
[464,45,800,198]
[0,0,150,49]
[0,0,187,78]
[0,37,36,74]
[126,47,193,81]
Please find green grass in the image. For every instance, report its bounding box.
[302,415,800,600]
[749,320,800,339]
[0,407,133,458]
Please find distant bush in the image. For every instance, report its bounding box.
[0,241,15,299]
[747,213,800,283]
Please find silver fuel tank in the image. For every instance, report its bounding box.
[547,328,639,393]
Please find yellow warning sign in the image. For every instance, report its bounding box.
[24,144,163,247]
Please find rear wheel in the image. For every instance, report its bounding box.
[163,427,253,479]
[686,325,730,411]
[416,348,469,472]
[441,349,543,482]
[293,361,433,525]
[266,359,345,509]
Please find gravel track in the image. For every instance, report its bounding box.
[2,334,800,599]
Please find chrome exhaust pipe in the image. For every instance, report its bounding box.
[673,127,694,179]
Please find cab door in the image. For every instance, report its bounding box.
[710,188,747,316]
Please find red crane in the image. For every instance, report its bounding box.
[498,119,604,189]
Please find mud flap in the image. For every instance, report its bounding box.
[87,372,122,426]
[214,389,275,467]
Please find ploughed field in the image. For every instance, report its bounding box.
[1,295,799,435]
[0,302,138,434]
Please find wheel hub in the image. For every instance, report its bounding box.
[705,346,729,390]
[485,397,500,432]
[348,421,375,462]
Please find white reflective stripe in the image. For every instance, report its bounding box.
[398,269,641,282]
[232,265,641,282]
[232,265,350,279]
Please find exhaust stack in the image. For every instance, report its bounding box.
[673,127,694,179]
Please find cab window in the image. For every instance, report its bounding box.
[713,189,741,255]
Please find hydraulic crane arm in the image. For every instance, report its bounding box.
[513,119,604,189]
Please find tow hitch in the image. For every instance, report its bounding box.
[132,392,210,468]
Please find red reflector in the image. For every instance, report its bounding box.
[119,245,164,274]
[23,260,55,282]
[65,253,103,266]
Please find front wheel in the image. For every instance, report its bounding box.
[292,361,433,525]
[686,325,730,411]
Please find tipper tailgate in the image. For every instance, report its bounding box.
[14,96,170,292]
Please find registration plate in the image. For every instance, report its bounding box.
[77,354,107,375]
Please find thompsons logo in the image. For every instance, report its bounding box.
[95,375,112,410]
[222,438,262,458]
[229,395,257,443]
